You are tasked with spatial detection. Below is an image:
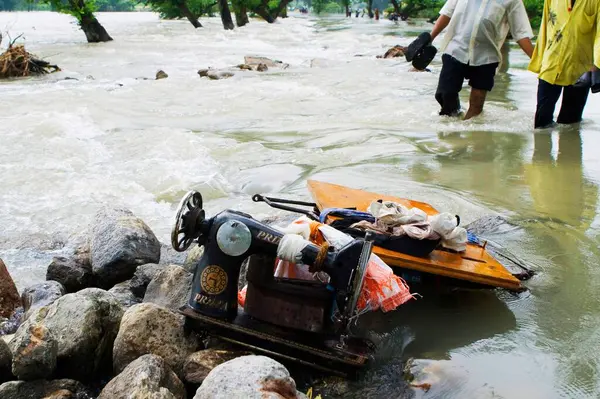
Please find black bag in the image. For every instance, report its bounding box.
[405,32,432,62]
[412,45,437,71]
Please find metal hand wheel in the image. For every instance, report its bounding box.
[171,191,205,252]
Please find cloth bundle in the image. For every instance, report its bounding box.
[350,200,468,252]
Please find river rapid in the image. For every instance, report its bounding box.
[1,11,600,398]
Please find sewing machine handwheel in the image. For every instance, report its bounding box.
[171,191,205,252]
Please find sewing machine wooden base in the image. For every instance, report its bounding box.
[179,306,373,377]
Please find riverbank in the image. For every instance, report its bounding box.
[0,207,313,398]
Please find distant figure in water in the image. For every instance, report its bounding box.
[427,0,534,119]
[528,0,600,128]
[375,8,379,20]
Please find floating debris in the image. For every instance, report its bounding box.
[0,44,60,79]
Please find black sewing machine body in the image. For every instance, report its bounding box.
[171,192,375,376]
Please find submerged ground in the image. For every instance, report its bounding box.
[1,11,600,398]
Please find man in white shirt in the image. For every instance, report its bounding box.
[427,0,535,119]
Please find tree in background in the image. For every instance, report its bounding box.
[231,0,249,26]
[143,0,208,27]
[311,0,324,13]
[35,0,113,42]
[523,0,543,29]
[247,0,292,22]
[340,0,349,15]
[218,0,234,28]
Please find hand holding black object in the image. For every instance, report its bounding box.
[405,32,432,62]
[574,71,592,89]
[591,69,600,93]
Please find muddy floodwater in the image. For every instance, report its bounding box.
[1,11,600,398]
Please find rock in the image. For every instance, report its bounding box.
[21,281,65,321]
[256,63,268,72]
[244,56,287,68]
[183,349,251,384]
[10,323,57,380]
[237,64,253,70]
[378,45,406,59]
[160,243,188,267]
[129,263,165,298]
[99,354,185,399]
[13,288,124,381]
[0,258,21,319]
[90,207,161,288]
[108,281,141,309]
[0,339,12,382]
[156,70,169,80]
[193,355,305,399]
[206,71,234,80]
[46,255,94,293]
[183,245,203,273]
[0,307,23,336]
[0,379,91,399]
[197,69,210,77]
[143,265,192,310]
[113,302,199,377]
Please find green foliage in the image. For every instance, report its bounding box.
[41,0,98,21]
[1,0,51,10]
[311,0,323,13]
[399,0,443,18]
[95,0,135,11]
[323,1,339,12]
[144,0,216,19]
[524,0,543,29]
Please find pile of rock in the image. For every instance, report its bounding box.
[0,206,306,399]
[198,55,289,80]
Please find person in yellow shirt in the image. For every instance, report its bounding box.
[528,0,600,128]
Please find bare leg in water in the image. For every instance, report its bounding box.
[464,88,487,120]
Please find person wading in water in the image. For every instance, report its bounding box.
[424,0,535,119]
[528,0,600,128]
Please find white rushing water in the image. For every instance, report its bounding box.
[2,11,600,398]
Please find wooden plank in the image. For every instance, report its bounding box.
[307,180,522,291]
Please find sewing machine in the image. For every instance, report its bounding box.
[171,191,376,376]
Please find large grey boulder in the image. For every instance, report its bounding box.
[0,339,12,382]
[46,255,94,293]
[160,243,188,267]
[99,354,185,399]
[129,263,165,298]
[0,258,21,319]
[21,281,65,321]
[183,349,251,384]
[0,379,91,399]
[113,303,199,378]
[108,280,141,309]
[193,355,306,399]
[10,323,57,380]
[91,207,161,288]
[143,265,192,310]
[183,245,203,273]
[12,288,124,381]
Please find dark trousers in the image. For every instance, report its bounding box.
[535,79,590,128]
